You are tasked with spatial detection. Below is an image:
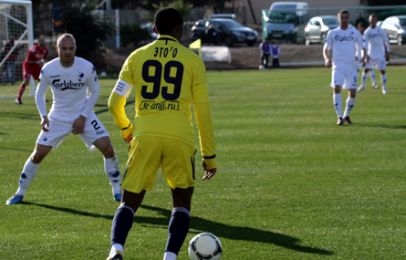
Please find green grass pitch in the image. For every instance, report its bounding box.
[0,67,405,259]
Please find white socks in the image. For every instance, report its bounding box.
[16,159,39,195]
[163,251,177,260]
[343,97,355,118]
[104,156,121,194]
[333,93,342,118]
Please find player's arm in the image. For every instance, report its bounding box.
[357,31,367,64]
[72,66,100,135]
[383,31,391,62]
[35,70,49,132]
[323,31,332,67]
[82,66,100,118]
[108,79,134,143]
[323,44,331,67]
[192,58,217,179]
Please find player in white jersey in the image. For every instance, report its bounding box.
[323,10,366,126]
[6,34,122,205]
[356,21,376,83]
[358,13,390,94]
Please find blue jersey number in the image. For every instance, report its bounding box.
[141,60,184,100]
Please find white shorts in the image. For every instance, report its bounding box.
[331,63,358,90]
[36,112,109,149]
[365,58,386,70]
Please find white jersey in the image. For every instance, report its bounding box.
[36,57,100,122]
[364,26,390,60]
[325,25,364,65]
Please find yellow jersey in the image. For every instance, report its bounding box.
[109,35,216,160]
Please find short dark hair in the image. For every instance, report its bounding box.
[154,8,184,35]
[338,10,349,17]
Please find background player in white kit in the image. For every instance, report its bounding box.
[6,34,122,205]
[358,13,390,94]
[356,21,376,85]
[323,10,366,126]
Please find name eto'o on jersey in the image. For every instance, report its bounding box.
[154,47,178,58]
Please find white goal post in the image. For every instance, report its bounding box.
[0,0,34,95]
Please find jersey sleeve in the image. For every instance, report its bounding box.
[355,30,365,58]
[108,91,131,130]
[383,30,391,52]
[325,30,333,49]
[108,55,135,130]
[118,54,136,86]
[26,46,37,62]
[35,69,49,118]
[191,57,216,162]
[81,65,100,118]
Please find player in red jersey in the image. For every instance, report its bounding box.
[15,35,48,104]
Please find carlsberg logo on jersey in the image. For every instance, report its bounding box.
[334,33,355,42]
[51,78,86,90]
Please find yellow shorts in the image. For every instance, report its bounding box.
[123,135,196,193]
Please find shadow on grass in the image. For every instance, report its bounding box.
[22,201,333,256]
[0,111,38,120]
[355,123,406,130]
[0,145,32,152]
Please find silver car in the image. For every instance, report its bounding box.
[304,15,338,45]
[381,15,406,45]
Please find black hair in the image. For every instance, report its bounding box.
[338,10,350,17]
[154,8,184,35]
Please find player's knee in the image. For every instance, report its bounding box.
[31,152,45,164]
[102,144,115,158]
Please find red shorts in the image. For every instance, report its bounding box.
[23,62,42,81]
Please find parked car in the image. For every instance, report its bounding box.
[210,13,236,20]
[191,19,207,41]
[263,2,309,43]
[304,15,338,45]
[191,18,258,46]
[381,15,406,45]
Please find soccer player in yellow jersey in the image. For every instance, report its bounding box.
[106,8,217,260]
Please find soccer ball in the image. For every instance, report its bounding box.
[188,232,222,260]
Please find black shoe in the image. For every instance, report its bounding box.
[337,117,344,126]
[15,98,22,105]
[344,116,352,125]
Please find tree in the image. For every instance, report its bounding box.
[62,5,113,61]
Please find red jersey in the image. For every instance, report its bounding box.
[24,43,48,64]
[22,43,48,80]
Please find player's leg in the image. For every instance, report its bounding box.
[358,67,370,92]
[6,118,73,205]
[378,60,387,94]
[6,144,52,205]
[164,188,194,260]
[16,70,29,104]
[343,69,358,124]
[332,66,344,125]
[264,54,269,68]
[370,69,377,88]
[108,190,146,260]
[93,136,122,201]
[161,139,196,260]
[107,136,161,259]
[381,69,387,94]
[343,89,356,124]
[81,113,122,201]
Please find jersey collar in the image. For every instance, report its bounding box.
[157,35,179,43]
